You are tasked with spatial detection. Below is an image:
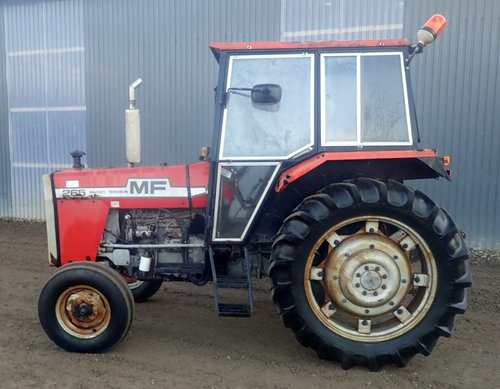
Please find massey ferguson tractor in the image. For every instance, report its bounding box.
[38,15,471,370]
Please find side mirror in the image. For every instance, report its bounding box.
[251,84,282,106]
[224,83,282,111]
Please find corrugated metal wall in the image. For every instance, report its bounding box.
[403,0,500,248]
[0,5,11,217]
[83,0,281,168]
[3,0,87,218]
[281,0,404,40]
[0,0,498,248]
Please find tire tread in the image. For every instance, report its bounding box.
[270,179,470,370]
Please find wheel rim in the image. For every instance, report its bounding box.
[55,285,111,339]
[127,280,144,290]
[304,215,437,342]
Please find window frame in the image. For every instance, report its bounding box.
[212,162,281,242]
[320,52,413,147]
[219,53,315,161]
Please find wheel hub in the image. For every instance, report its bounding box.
[324,233,412,317]
[75,302,93,319]
[56,286,111,338]
[359,269,382,291]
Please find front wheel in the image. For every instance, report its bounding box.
[270,179,471,370]
[39,262,134,353]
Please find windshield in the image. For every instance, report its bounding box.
[220,54,314,159]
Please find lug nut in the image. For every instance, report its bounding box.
[365,309,370,314]
[370,244,375,249]
[333,274,339,280]
[364,265,369,271]
[397,308,403,315]
[389,301,395,306]
[375,266,380,271]
[373,291,378,296]
[382,274,388,279]
[355,283,360,288]
[402,279,407,284]
[341,298,347,303]
[362,291,367,296]
[381,285,387,290]
[356,273,361,277]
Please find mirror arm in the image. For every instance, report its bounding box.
[221,87,255,107]
[406,43,424,66]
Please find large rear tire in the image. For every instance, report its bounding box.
[39,262,134,353]
[270,178,471,370]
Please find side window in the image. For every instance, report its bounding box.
[321,53,411,146]
[213,163,280,241]
[220,54,314,160]
[322,56,357,143]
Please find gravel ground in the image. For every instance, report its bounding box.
[0,219,498,388]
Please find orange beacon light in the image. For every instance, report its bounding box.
[417,14,447,45]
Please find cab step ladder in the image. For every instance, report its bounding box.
[208,246,254,317]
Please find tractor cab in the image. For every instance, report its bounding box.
[208,39,447,243]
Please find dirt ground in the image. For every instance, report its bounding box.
[0,219,498,389]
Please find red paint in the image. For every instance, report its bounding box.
[275,150,438,192]
[57,199,109,265]
[54,162,210,265]
[54,162,209,190]
[210,39,410,59]
[222,182,235,206]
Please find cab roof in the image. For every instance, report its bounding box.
[209,39,411,61]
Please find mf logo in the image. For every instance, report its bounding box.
[129,179,168,194]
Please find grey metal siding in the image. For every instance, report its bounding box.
[3,0,86,219]
[83,0,281,168]
[0,0,498,248]
[0,4,11,217]
[403,0,500,248]
[281,0,404,41]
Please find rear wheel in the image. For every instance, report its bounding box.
[39,262,134,353]
[270,179,471,370]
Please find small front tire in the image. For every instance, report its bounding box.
[39,262,134,353]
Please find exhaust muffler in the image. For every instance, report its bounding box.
[125,78,143,167]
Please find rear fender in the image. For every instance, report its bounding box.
[275,150,449,192]
[251,150,450,241]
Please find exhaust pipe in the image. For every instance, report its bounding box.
[125,78,143,167]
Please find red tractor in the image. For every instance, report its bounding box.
[39,15,471,370]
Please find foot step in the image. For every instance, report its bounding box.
[209,247,254,318]
[217,275,249,289]
[218,303,251,317]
